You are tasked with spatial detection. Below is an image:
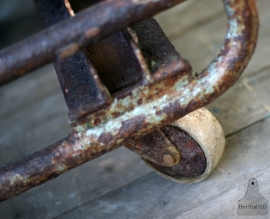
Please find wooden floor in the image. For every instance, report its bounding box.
[1,0,270,218]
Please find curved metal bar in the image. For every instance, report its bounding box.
[0,0,259,201]
[0,0,186,86]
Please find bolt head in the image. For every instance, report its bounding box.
[162,154,175,166]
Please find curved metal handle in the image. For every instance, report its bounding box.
[191,0,259,106]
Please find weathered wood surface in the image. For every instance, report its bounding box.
[0,0,269,218]
[58,119,270,219]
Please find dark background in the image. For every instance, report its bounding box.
[0,0,41,49]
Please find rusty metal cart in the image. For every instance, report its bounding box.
[0,0,259,202]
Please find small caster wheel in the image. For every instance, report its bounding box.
[145,108,225,184]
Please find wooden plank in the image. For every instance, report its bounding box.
[56,117,270,219]
[0,0,269,218]
[0,147,151,219]
[0,64,61,119]
[207,66,270,136]
[155,0,224,41]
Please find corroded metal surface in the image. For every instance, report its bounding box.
[36,0,183,164]
[0,0,186,86]
[125,129,181,167]
[0,0,259,201]
[54,51,112,120]
[87,31,143,94]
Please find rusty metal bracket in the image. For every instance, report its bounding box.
[0,0,259,202]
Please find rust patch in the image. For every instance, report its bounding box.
[137,98,143,105]
[125,129,180,167]
[94,118,101,126]
[85,28,101,39]
[119,115,147,139]
[149,126,206,177]
[98,133,114,145]
[58,43,80,59]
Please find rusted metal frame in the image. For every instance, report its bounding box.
[0,0,186,86]
[34,0,182,169]
[35,0,186,169]
[35,0,182,165]
[121,18,187,165]
[0,65,191,202]
[85,19,186,165]
[0,0,258,201]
